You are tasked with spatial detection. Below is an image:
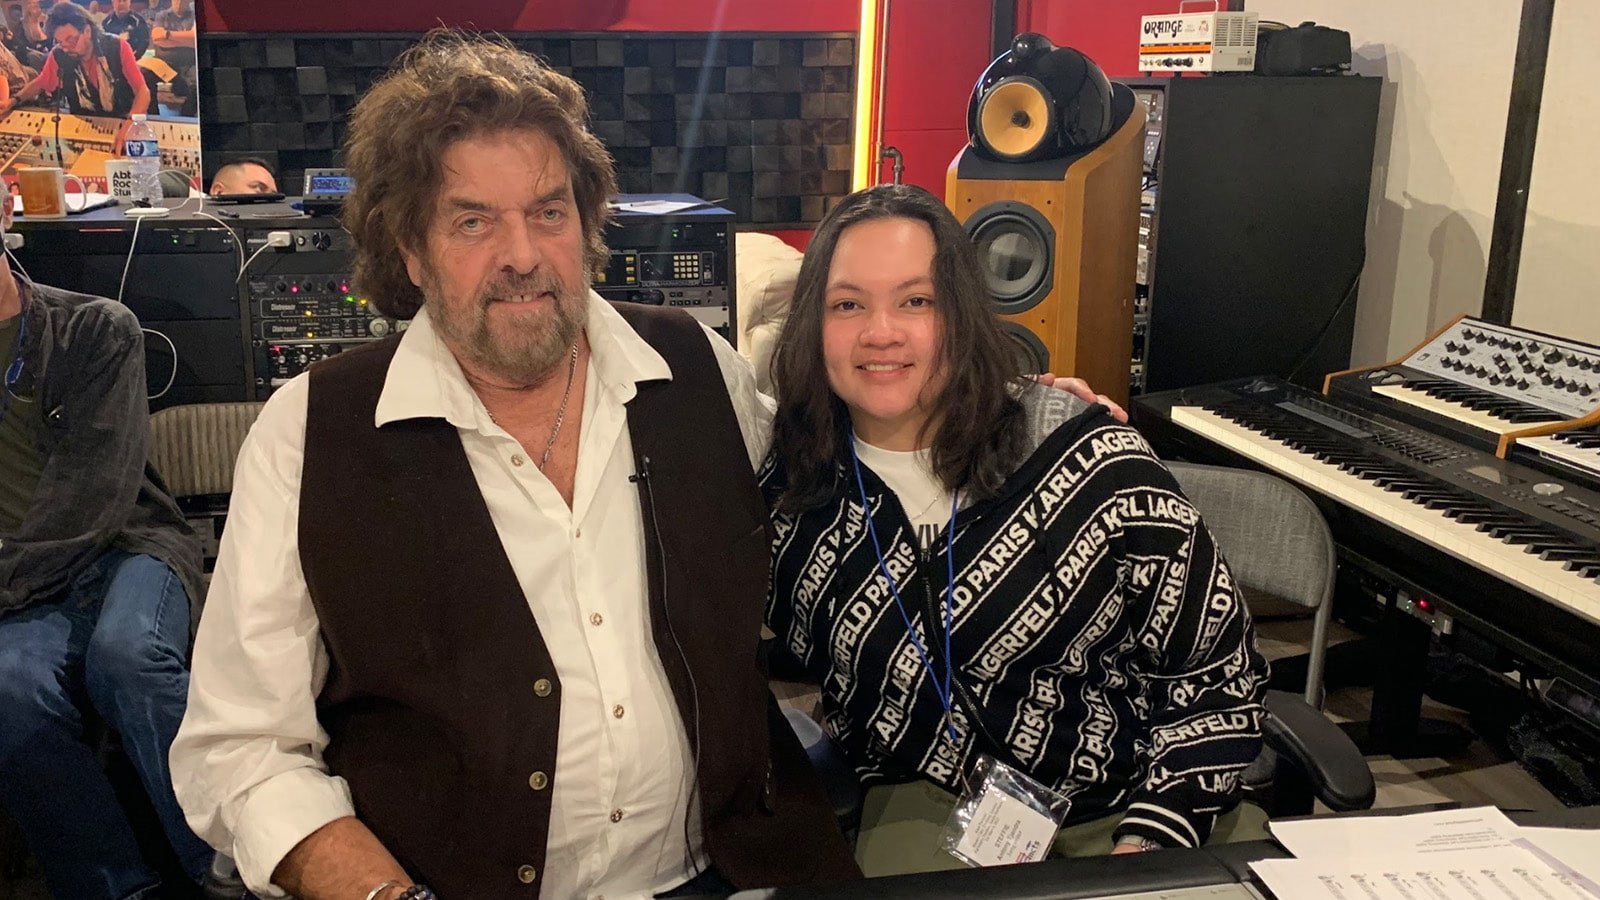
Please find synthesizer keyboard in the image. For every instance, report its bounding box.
[1323,317,1600,482]
[1134,377,1600,696]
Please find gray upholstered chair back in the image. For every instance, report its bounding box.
[148,402,267,498]
[1167,462,1336,708]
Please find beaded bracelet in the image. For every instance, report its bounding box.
[363,880,436,900]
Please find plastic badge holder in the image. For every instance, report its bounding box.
[941,753,1072,867]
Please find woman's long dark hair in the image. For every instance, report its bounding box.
[771,184,1028,512]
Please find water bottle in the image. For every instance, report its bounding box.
[123,113,162,205]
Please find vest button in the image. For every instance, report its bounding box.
[517,864,538,883]
[533,678,553,697]
[612,704,625,719]
[610,808,625,823]
[529,770,549,790]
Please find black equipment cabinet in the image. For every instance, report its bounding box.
[9,218,249,411]
[1122,75,1382,394]
[8,194,739,413]
[9,203,349,412]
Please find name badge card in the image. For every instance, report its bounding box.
[942,754,1071,867]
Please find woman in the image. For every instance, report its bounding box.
[763,184,1270,876]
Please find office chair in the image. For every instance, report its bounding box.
[149,402,268,502]
[1167,462,1371,816]
[1169,462,1374,814]
[149,400,267,596]
[1166,461,1336,709]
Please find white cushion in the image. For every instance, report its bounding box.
[735,232,804,394]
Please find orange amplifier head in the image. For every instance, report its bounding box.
[1139,7,1259,73]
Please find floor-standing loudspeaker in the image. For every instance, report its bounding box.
[947,37,1145,406]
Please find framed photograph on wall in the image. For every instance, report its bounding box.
[1,0,200,196]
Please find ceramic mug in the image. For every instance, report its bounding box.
[17,167,88,218]
[103,159,139,203]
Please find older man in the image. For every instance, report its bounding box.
[171,32,858,900]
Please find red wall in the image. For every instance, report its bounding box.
[870,0,1159,197]
[874,0,992,196]
[766,229,813,252]
[1016,0,1180,78]
[200,0,859,34]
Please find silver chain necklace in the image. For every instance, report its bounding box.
[490,342,580,471]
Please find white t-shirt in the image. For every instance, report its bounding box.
[853,437,955,539]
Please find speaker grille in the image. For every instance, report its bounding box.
[965,201,1056,314]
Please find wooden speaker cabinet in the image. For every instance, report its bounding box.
[947,84,1145,407]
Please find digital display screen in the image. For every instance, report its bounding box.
[1466,464,1525,486]
[308,174,352,195]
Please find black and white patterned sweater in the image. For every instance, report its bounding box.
[762,386,1270,849]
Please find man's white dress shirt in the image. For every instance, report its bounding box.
[171,294,773,900]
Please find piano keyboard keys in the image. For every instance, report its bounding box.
[1170,403,1600,626]
[1372,382,1564,436]
[1519,431,1600,478]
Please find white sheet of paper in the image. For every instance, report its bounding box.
[1268,806,1524,860]
[1252,846,1600,900]
[1516,828,1600,896]
[608,198,705,215]
[12,192,118,214]
[951,784,1058,867]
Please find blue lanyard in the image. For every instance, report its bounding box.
[1,310,27,426]
[849,437,961,743]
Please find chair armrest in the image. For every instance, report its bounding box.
[783,706,864,832]
[1262,690,1375,812]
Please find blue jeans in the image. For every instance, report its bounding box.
[0,551,212,900]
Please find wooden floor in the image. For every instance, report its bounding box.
[1257,618,1563,813]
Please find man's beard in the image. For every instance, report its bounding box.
[424,266,586,386]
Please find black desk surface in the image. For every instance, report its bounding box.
[11,196,319,229]
[10,192,734,230]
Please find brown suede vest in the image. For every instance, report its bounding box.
[298,305,857,898]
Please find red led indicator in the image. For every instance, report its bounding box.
[1416,598,1432,612]
[290,284,300,293]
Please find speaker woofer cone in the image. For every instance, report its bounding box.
[964,201,1056,314]
[976,76,1055,161]
[999,323,1050,374]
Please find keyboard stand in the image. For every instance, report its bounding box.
[1339,591,1475,758]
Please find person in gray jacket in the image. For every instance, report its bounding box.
[0,198,210,898]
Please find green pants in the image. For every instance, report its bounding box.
[854,779,1270,878]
